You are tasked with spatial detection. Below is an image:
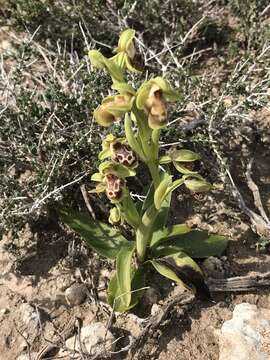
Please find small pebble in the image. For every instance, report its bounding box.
[65,283,87,306]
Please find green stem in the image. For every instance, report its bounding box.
[147,160,160,189]
[132,108,161,189]
[136,204,158,262]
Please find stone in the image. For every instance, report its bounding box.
[0,308,9,315]
[218,303,270,360]
[65,322,115,355]
[65,283,87,306]
[18,303,40,328]
[202,256,229,279]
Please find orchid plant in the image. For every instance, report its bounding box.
[59,29,228,312]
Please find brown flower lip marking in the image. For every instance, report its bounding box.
[111,142,137,168]
[105,173,124,201]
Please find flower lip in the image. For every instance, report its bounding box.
[105,173,124,201]
[110,142,138,168]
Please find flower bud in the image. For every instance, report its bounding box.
[184,178,212,193]
[109,207,122,225]
[105,174,125,201]
[110,142,138,168]
[117,29,136,59]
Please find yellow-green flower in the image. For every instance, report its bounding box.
[90,160,136,203]
[136,77,179,129]
[99,134,138,169]
[145,84,167,129]
[109,206,123,225]
[94,94,133,127]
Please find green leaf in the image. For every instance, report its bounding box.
[58,208,131,259]
[88,50,105,69]
[121,193,140,229]
[108,206,121,225]
[140,173,172,247]
[150,223,191,247]
[154,174,172,209]
[167,178,185,193]
[129,267,146,308]
[108,243,138,312]
[150,190,172,245]
[98,148,111,161]
[141,182,155,214]
[151,252,211,300]
[88,50,124,82]
[103,57,124,82]
[116,243,135,309]
[107,266,145,312]
[125,54,142,73]
[110,52,126,68]
[107,272,123,311]
[151,230,228,258]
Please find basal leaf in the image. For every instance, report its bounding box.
[152,252,211,300]
[151,230,228,259]
[129,267,146,309]
[58,208,131,259]
[107,267,145,312]
[108,243,144,312]
[150,223,191,247]
[116,243,135,309]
